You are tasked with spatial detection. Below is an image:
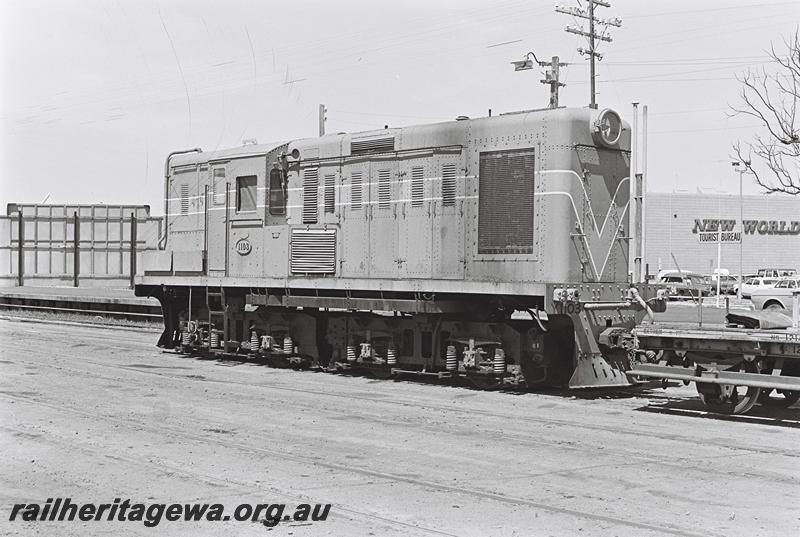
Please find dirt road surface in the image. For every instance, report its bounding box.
[2,318,798,536]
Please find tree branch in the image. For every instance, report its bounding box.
[731,30,800,195]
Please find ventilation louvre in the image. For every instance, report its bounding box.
[351,136,395,154]
[411,167,424,207]
[180,184,189,215]
[351,172,363,210]
[302,169,319,224]
[212,169,225,205]
[291,229,336,274]
[378,170,391,209]
[324,174,335,214]
[442,164,456,207]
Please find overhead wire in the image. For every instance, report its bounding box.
[5,1,795,131]
[6,1,552,122]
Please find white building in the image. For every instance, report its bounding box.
[645,192,800,278]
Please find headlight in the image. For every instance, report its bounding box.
[593,109,622,147]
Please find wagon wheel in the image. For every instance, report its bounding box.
[696,359,761,415]
[758,389,800,408]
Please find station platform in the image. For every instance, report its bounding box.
[0,286,159,307]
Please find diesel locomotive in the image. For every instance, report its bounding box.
[135,106,664,389]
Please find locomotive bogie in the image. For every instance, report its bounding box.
[172,293,575,388]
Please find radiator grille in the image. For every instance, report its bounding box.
[442,164,456,206]
[302,169,319,224]
[324,174,335,213]
[411,166,424,207]
[378,169,391,209]
[351,172,363,210]
[290,229,336,274]
[351,136,395,154]
[478,149,535,254]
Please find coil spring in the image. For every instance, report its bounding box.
[493,348,506,375]
[181,331,190,347]
[346,345,356,362]
[250,331,260,352]
[209,331,219,348]
[446,345,458,371]
[283,336,293,355]
[386,347,397,366]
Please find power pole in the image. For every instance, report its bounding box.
[318,104,327,136]
[556,1,621,109]
[543,56,566,108]
[511,53,567,109]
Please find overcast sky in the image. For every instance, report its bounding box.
[2,0,799,211]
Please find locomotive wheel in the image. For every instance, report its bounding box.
[757,389,800,408]
[696,360,761,415]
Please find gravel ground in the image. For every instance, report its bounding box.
[1,319,798,537]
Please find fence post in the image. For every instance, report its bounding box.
[130,212,137,289]
[16,210,23,286]
[73,212,80,287]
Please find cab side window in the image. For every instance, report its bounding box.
[236,175,257,213]
[269,168,286,215]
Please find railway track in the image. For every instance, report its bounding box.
[3,319,797,536]
[5,321,799,464]
[3,314,799,432]
[2,380,714,537]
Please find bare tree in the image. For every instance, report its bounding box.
[732,31,800,195]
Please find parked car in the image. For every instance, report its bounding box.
[732,274,758,296]
[710,274,738,295]
[750,277,800,311]
[740,277,779,299]
[657,271,710,300]
[757,268,797,278]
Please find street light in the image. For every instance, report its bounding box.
[732,161,752,300]
[511,52,568,109]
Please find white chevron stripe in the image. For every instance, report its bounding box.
[534,169,630,280]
